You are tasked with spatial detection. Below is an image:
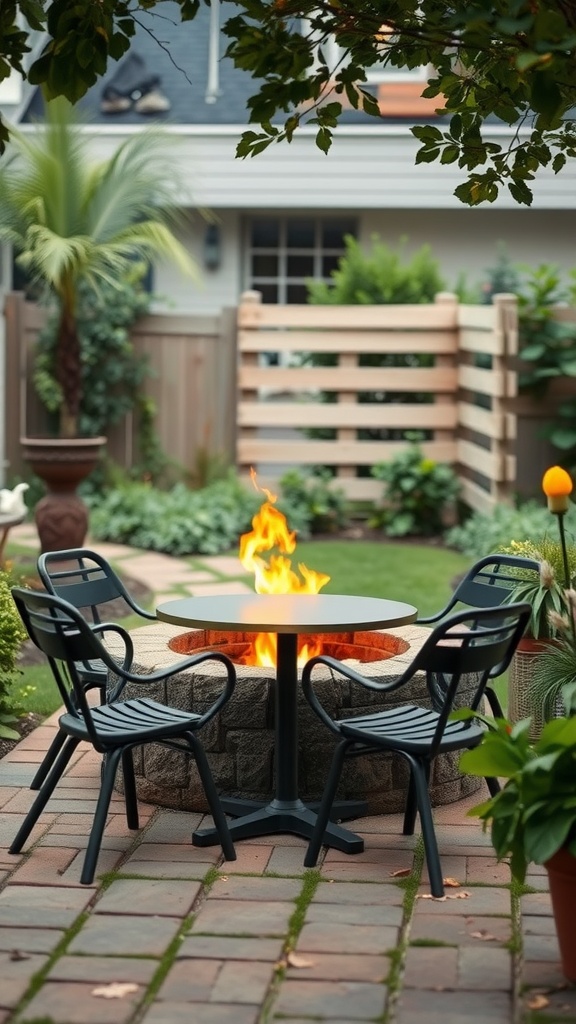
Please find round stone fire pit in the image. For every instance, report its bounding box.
[116,621,482,814]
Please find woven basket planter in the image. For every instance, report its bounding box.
[508,638,559,739]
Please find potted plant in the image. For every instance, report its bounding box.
[496,476,576,732]
[455,466,576,981]
[457,701,576,981]
[525,467,576,723]
[458,701,576,981]
[0,97,197,551]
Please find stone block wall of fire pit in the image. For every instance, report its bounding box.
[114,621,482,814]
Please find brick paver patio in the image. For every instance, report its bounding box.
[0,526,571,1023]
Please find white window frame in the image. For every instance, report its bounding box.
[245,215,357,305]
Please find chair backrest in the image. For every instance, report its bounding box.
[12,586,133,749]
[405,602,531,754]
[451,554,540,613]
[37,548,155,626]
[417,554,540,629]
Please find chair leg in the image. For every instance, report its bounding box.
[10,737,80,853]
[403,771,418,835]
[81,748,122,885]
[408,755,444,898]
[485,686,504,719]
[186,733,236,862]
[121,750,139,830]
[30,729,67,790]
[486,775,501,797]
[304,739,349,869]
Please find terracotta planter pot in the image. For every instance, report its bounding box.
[21,436,106,553]
[545,846,576,982]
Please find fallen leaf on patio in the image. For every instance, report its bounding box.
[287,952,315,968]
[416,891,471,901]
[219,876,228,882]
[470,930,497,941]
[443,878,461,887]
[92,983,139,999]
[526,994,549,1010]
[390,868,411,878]
[9,950,30,961]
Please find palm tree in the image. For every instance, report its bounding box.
[0,98,198,438]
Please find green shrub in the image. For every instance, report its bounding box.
[371,440,460,537]
[307,234,445,305]
[515,263,576,466]
[304,237,445,454]
[88,475,260,555]
[277,469,349,537]
[0,570,28,738]
[444,501,576,559]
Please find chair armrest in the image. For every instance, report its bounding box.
[110,650,237,719]
[417,600,454,626]
[130,603,156,621]
[301,654,413,735]
[416,613,442,625]
[91,621,134,667]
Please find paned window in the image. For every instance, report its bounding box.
[246,216,357,303]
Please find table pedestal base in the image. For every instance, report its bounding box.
[193,797,365,853]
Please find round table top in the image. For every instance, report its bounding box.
[156,593,417,635]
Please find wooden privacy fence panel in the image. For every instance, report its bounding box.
[456,294,518,514]
[2,294,237,480]
[4,290,522,510]
[111,311,236,474]
[237,290,517,505]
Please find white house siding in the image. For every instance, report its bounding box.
[86,125,576,211]
[152,210,242,315]
[17,124,576,315]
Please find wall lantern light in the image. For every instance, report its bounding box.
[204,223,221,270]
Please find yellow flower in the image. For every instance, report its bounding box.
[542,466,573,513]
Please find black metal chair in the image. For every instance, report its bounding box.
[10,587,237,884]
[31,548,157,789]
[301,602,531,897]
[417,553,540,717]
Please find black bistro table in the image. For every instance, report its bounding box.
[156,593,417,852]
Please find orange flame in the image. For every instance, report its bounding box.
[239,469,330,666]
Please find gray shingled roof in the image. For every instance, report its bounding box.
[24,0,406,127]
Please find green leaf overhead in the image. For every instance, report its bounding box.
[2,2,576,203]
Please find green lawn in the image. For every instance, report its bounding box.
[293,540,469,617]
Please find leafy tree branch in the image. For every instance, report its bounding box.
[2,1,576,204]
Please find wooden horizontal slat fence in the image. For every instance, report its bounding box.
[3,288,551,512]
[237,290,518,506]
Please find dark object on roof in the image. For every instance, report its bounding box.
[100,52,170,114]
